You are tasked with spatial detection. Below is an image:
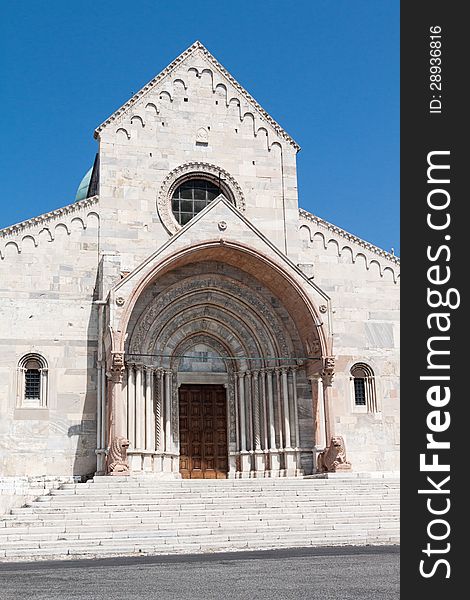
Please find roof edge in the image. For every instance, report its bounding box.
[94,41,300,151]
[299,207,400,266]
[0,196,99,238]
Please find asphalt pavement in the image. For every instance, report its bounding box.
[0,545,399,600]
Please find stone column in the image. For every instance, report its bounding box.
[127,364,136,448]
[40,369,48,408]
[260,370,269,451]
[170,370,179,474]
[282,366,296,476]
[96,365,107,475]
[275,368,284,450]
[106,352,129,475]
[322,357,335,445]
[292,368,300,449]
[238,372,250,475]
[281,368,291,449]
[100,365,106,450]
[291,367,301,474]
[152,369,163,473]
[155,370,163,451]
[144,366,155,472]
[246,371,254,452]
[266,369,280,475]
[252,370,265,475]
[135,364,144,450]
[96,367,102,450]
[163,369,173,473]
[314,376,327,449]
[228,375,238,478]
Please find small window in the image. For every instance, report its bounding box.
[25,369,41,400]
[350,363,377,412]
[17,354,48,408]
[353,377,366,406]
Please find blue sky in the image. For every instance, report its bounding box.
[0,0,399,254]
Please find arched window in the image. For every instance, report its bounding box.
[350,363,377,412]
[17,354,48,408]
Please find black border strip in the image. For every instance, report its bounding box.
[401,2,465,594]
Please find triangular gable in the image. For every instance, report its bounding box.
[113,195,329,311]
[94,41,300,151]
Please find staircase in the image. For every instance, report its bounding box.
[0,477,399,561]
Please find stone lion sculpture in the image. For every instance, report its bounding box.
[317,436,351,473]
[107,436,130,474]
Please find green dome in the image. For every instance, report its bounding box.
[75,167,93,201]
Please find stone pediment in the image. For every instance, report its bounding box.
[107,195,332,372]
[94,41,299,151]
[112,195,329,311]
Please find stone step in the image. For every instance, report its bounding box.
[0,519,400,541]
[0,513,400,536]
[1,530,400,559]
[1,508,399,527]
[0,477,400,561]
[61,486,399,495]
[57,490,397,499]
[8,501,399,518]
[28,493,399,504]
[1,525,400,546]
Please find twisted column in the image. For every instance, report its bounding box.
[155,369,163,452]
[237,372,247,452]
[145,367,155,451]
[252,370,261,451]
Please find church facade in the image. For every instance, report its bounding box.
[0,42,400,481]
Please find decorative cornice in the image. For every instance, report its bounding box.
[299,208,400,266]
[93,41,300,151]
[0,196,99,239]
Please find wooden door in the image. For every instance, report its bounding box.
[179,385,228,479]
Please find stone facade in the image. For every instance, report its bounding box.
[0,41,399,483]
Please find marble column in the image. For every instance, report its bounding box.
[135,365,144,450]
[126,365,135,448]
[106,353,128,475]
[266,369,280,475]
[163,369,173,473]
[238,372,250,475]
[252,370,265,474]
[143,366,155,471]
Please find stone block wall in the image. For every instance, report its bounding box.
[0,204,101,477]
[298,212,400,472]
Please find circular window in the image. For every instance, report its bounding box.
[158,163,245,234]
[171,178,225,226]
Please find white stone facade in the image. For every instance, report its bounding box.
[0,42,399,482]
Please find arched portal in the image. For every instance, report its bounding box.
[106,242,330,478]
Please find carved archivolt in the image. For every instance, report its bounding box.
[157,162,246,234]
[128,274,293,360]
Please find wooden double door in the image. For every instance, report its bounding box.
[179,384,228,479]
